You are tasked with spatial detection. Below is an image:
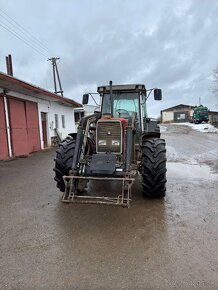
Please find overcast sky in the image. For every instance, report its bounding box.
[0,0,218,116]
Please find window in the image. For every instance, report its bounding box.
[113,95,139,118]
[55,114,59,129]
[74,112,80,123]
[61,115,65,128]
[102,92,139,118]
[74,111,85,123]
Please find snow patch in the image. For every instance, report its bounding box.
[166,145,197,164]
[160,125,168,133]
[195,148,218,163]
[171,122,218,133]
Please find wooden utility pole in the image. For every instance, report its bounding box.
[48,57,64,96]
[199,97,201,106]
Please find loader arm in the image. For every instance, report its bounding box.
[71,113,101,174]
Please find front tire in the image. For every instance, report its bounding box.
[141,138,167,198]
[53,137,76,192]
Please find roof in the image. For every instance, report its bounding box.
[161,104,195,112]
[0,72,81,107]
[208,111,218,114]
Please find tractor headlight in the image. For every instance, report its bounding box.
[98,140,107,146]
[112,140,120,146]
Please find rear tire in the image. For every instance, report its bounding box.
[141,138,167,198]
[53,137,75,192]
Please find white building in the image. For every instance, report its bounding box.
[0,72,81,160]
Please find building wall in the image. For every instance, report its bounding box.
[209,112,218,125]
[6,91,76,148]
[162,111,174,122]
[0,90,76,160]
[162,106,193,123]
[45,101,76,145]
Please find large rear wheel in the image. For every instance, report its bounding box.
[53,137,75,192]
[141,138,167,198]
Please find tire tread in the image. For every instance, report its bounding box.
[141,138,167,198]
[53,137,76,192]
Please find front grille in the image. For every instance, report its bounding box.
[97,120,122,153]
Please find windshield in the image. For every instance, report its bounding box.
[195,109,208,114]
[101,92,139,118]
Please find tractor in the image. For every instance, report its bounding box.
[54,81,167,207]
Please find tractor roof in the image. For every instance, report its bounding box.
[97,84,146,94]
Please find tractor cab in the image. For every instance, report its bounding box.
[83,82,162,133]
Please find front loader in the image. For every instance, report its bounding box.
[54,81,167,207]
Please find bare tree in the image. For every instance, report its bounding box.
[211,68,218,96]
[211,68,218,109]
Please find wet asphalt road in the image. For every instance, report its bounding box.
[0,124,218,290]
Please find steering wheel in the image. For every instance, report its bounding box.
[116,109,130,117]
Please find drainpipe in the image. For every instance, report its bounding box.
[3,91,13,158]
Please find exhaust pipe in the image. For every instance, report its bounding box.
[109,80,113,116]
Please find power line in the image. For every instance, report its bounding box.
[0,21,47,57]
[0,12,50,54]
[0,8,51,54]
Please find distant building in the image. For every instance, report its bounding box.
[0,72,81,160]
[84,104,99,115]
[74,104,99,126]
[74,107,85,125]
[161,104,194,123]
[208,111,218,125]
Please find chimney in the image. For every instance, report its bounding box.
[5,54,13,76]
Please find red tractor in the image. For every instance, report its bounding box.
[54,81,167,207]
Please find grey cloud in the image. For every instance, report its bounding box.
[0,0,218,113]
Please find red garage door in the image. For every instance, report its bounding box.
[9,98,40,157]
[26,101,40,152]
[9,98,29,156]
[0,96,8,160]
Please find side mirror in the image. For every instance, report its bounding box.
[154,89,162,100]
[82,94,89,105]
